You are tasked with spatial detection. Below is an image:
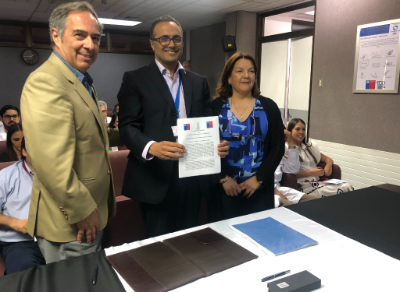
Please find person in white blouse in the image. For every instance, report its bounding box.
[274,129,318,207]
[287,118,353,198]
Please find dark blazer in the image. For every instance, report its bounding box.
[118,61,210,204]
[209,96,285,209]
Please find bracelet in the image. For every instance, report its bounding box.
[219,178,228,184]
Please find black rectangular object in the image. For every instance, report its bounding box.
[222,35,236,52]
[268,270,321,292]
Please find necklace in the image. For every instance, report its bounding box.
[230,97,253,119]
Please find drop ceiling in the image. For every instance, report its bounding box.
[0,0,311,32]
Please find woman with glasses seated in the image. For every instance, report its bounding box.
[0,123,23,163]
[208,53,284,220]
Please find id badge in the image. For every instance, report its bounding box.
[171,126,178,137]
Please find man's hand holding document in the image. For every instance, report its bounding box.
[178,116,221,178]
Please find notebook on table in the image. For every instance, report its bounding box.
[231,217,317,255]
[106,227,258,292]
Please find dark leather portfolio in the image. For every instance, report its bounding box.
[106,227,258,292]
[0,250,126,292]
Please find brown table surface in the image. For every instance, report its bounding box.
[376,183,400,193]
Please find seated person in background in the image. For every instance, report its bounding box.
[182,60,192,71]
[0,123,23,163]
[0,105,21,141]
[109,113,118,129]
[112,103,119,115]
[0,138,46,275]
[287,118,353,198]
[274,128,318,207]
[99,100,111,123]
[108,113,119,151]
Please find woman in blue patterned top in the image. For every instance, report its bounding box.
[208,53,284,220]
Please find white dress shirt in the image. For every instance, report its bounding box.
[141,59,187,160]
[0,122,6,141]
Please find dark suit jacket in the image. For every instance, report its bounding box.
[118,61,211,204]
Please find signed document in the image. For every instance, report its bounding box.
[178,116,221,178]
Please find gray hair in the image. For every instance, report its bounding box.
[49,1,103,47]
[98,100,107,108]
[150,15,183,39]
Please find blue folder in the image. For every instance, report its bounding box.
[232,217,317,255]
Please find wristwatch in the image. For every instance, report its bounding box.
[288,144,297,149]
[219,177,228,184]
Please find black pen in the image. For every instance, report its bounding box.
[92,264,98,285]
[261,270,290,282]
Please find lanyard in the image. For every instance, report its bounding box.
[164,76,181,118]
[22,161,33,181]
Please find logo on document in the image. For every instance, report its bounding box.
[206,121,213,128]
[184,124,190,131]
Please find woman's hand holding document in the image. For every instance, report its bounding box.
[178,116,221,178]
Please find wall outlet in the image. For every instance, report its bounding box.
[319,79,323,87]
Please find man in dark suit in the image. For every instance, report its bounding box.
[118,15,228,238]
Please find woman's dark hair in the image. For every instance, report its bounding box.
[112,103,119,115]
[20,137,26,161]
[214,52,261,101]
[5,123,23,162]
[287,118,317,164]
[109,113,118,129]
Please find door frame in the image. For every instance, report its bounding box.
[256,0,316,141]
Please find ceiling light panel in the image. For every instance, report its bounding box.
[99,18,141,26]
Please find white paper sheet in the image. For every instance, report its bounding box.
[355,22,400,91]
[177,116,221,178]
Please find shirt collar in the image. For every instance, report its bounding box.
[53,51,93,87]
[155,59,186,77]
[22,161,34,177]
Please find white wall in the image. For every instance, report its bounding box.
[264,19,291,37]
[313,139,400,189]
[260,41,288,109]
[288,36,313,111]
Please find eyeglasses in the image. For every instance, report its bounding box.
[152,36,184,46]
[2,115,18,120]
[228,114,256,138]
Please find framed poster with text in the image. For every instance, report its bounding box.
[353,19,400,93]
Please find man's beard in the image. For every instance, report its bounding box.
[4,121,14,131]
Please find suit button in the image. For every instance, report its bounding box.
[174,114,178,119]
[108,169,111,174]
[65,215,68,219]
[59,206,63,209]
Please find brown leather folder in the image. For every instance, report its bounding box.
[106,227,258,292]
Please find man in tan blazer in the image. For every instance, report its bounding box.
[20,2,115,263]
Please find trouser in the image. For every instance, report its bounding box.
[37,230,103,264]
[140,163,202,238]
[0,241,45,275]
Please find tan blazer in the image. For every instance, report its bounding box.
[21,53,116,242]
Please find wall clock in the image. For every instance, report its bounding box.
[21,48,39,65]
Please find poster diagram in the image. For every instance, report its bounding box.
[353,20,400,93]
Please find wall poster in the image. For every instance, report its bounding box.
[353,19,400,93]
